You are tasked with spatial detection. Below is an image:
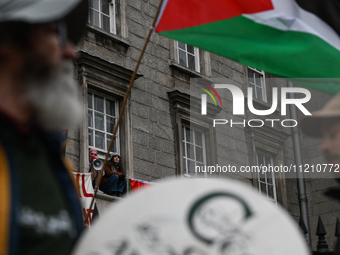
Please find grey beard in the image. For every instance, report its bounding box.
[26,61,82,131]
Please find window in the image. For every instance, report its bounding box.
[257,152,277,204]
[248,67,266,102]
[177,41,200,72]
[182,126,206,177]
[88,92,119,156]
[89,0,116,34]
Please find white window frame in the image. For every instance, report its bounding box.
[177,41,200,72]
[88,91,119,159]
[88,0,116,34]
[256,152,277,204]
[248,66,267,102]
[182,125,206,177]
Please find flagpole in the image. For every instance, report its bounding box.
[84,0,165,225]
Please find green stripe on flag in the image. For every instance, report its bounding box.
[159,16,340,94]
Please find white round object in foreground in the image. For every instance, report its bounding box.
[72,177,309,255]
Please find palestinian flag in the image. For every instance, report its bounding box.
[155,0,340,94]
[128,178,155,193]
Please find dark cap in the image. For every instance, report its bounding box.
[0,0,88,44]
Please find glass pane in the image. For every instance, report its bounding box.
[195,132,202,146]
[106,116,115,133]
[91,0,100,10]
[187,45,194,54]
[182,141,186,156]
[259,172,265,182]
[187,144,194,159]
[265,156,271,166]
[188,160,195,176]
[183,159,188,175]
[260,183,267,195]
[178,49,186,67]
[182,126,185,141]
[89,10,100,27]
[106,99,115,116]
[95,131,105,149]
[268,185,274,198]
[178,41,186,50]
[95,113,104,131]
[102,14,110,32]
[186,128,193,143]
[255,72,262,86]
[101,0,110,14]
[248,69,255,83]
[88,129,93,147]
[196,163,205,177]
[256,86,263,101]
[257,153,264,166]
[267,173,273,184]
[94,95,104,112]
[88,110,93,127]
[107,134,115,152]
[188,54,195,71]
[88,93,93,109]
[249,84,256,98]
[196,147,203,162]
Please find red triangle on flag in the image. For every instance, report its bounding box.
[156,0,274,32]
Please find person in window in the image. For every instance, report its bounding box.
[89,148,98,169]
[99,153,127,197]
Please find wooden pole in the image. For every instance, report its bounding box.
[84,0,164,225]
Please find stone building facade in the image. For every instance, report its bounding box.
[66,0,339,251]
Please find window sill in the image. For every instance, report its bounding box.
[86,24,130,48]
[169,60,204,78]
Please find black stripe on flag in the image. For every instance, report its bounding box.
[296,0,340,36]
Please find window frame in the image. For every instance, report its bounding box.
[247,66,267,102]
[87,90,120,158]
[256,152,277,204]
[88,0,116,34]
[181,125,207,178]
[176,41,200,73]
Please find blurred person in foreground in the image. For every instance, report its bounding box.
[0,0,88,254]
[300,92,340,254]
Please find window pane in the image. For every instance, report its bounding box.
[187,144,195,159]
[268,185,274,198]
[196,147,203,162]
[188,160,195,176]
[101,0,110,15]
[106,99,115,116]
[178,42,186,50]
[248,69,255,83]
[107,134,116,152]
[95,131,105,149]
[88,93,93,109]
[183,159,188,175]
[95,113,104,131]
[186,128,193,143]
[106,116,115,133]
[255,72,262,86]
[102,14,110,33]
[94,95,104,112]
[260,183,267,195]
[182,141,186,156]
[188,54,195,71]
[89,129,93,146]
[178,49,186,67]
[195,132,202,146]
[249,84,256,98]
[187,45,194,54]
[90,0,100,10]
[89,9,100,27]
[182,126,185,141]
[265,156,271,166]
[88,110,93,127]
[256,86,263,101]
[259,172,265,182]
[257,153,264,165]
